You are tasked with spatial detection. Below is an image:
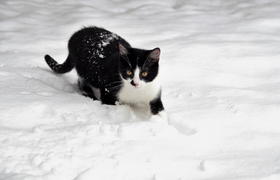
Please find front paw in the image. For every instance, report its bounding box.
[150,110,168,124]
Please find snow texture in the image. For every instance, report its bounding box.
[1,0,280,180]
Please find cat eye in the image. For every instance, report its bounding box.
[127,70,132,76]
[141,72,148,77]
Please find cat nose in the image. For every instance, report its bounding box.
[130,80,139,87]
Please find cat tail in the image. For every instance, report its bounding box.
[44,54,75,74]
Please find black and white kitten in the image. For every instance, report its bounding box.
[45,26,167,121]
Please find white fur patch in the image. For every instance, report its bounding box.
[91,86,101,100]
[133,68,141,87]
[78,76,100,100]
[157,110,168,123]
[150,111,168,124]
[118,74,161,105]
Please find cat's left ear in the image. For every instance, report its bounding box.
[148,48,161,62]
[119,44,129,56]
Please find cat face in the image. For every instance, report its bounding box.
[119,44,160,89]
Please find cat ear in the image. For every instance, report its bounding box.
[119,44,129,56]
[148,48,161,62]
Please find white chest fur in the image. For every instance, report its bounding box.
[118,77,161,105]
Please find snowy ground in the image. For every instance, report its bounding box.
[1,0,280,179]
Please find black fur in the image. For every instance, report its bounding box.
[150,91,164,115]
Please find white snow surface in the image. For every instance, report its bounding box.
[1,0,280,179]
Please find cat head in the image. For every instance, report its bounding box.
[119,44,160,89]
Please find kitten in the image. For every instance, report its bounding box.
[45,26,167,121]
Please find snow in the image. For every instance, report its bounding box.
[1,0,280,179]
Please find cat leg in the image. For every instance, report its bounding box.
[150,96,168,122]
[100,88,118,105]
[78,77,97,100]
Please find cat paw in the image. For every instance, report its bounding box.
[150,111,168,124]
[158,110,168,122]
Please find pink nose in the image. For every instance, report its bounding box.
[130,80,139,87]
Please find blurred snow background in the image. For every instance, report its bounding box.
[1,0,280,179]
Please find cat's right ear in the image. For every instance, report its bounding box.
[119,44,129,56]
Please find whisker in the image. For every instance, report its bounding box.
[106,81,122,86]
[107,84,122,91]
